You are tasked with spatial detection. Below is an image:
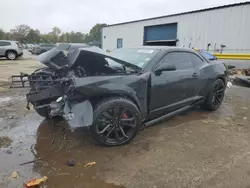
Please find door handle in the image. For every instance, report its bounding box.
[192,72,200,78]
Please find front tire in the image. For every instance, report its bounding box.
[6,51,17,60]
[90,97,141,147]
[201,79,225,111]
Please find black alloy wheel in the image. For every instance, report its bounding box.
[211,79,225,108]
[200,79,226,111]
[96,106,137,145]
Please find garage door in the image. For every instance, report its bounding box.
[144,23,177,46]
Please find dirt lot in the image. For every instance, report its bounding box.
[1,57,250,188]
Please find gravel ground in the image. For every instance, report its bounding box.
[0,57,250,188]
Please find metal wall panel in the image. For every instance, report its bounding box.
[102,4,250,53]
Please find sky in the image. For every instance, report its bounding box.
[0,0,247,33]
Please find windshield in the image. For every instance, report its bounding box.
[110,48,159,68]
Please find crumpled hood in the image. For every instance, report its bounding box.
[36,46,141,72]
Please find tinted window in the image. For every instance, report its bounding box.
[0,41,11,46]
[162,52,194,70]
[188,53,204,67]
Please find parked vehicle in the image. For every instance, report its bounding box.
[0,40,23,60]
[21,43,28,49]
[200,51,218,61]
[34,43,57,55]
[27,44,34,52]
[11,46,228,146]
[30,44,40,54]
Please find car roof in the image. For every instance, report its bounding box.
[0,40,16,42]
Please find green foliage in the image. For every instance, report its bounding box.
[90,23,107,41]
[0,29,5,39]
[25,29,41,43]
[0,23,107,45]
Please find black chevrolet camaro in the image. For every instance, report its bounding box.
[14,45,229,146]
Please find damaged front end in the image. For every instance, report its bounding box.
[10,69,65,111]
[10,46,145,128]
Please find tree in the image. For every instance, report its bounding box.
[26,29,41,43]
[82,33,93,43]
[83,23,107,43]
[50,27,61,43]
[0,29,5,39]
[2,23,106,44]
[70,32,85,43]
[13,24,31,41]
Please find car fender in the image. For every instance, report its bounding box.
[95,83,144,112]
[198,62,228,97]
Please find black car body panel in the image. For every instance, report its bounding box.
[22,46,228,128]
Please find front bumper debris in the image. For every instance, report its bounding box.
[50,101,65,117]
[26,87,62,103]
[48,99,94,128]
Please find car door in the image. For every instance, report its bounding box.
[149,51,198,117]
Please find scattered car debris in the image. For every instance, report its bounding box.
[24,176,48,188]
[227,81,233,88]
[66,159,75,167]
[228,68,250,76]
[6,171,19,180]
[19,158,43,166]
[233,76,250,87]
[84,161,96,168]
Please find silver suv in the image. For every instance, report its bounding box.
[0,40,23,60]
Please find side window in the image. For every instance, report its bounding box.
[0,41,11,46]
[162,52,194,70]
[188,53,204,68]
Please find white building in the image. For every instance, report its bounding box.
[102,2,250,53]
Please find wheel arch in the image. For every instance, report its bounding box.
[216,76,226,85]
[5,49,17,56]
[89,91,141,113]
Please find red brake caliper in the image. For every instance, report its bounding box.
[122,113,128,119]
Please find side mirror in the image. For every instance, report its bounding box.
[155,64,176,75]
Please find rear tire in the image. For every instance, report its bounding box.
[90,97,141,147]
[6,51,17,60]
[201,79,225,111]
